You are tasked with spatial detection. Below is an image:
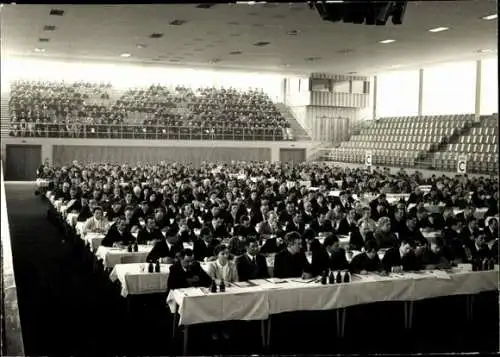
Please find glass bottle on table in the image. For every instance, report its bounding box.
[343,270,350,283]
[133,241,138,252]
[210,279,218,293]
[148,262,154,273]
[127,244,132,252]
[219,279,226,292]
[336,270,342,283]
[155,260,160,272]
[328,270,335,284]
[321,270,327,285]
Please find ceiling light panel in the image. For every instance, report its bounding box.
[428,27,449,32]
[378,39,396,44]
[481,14,497,20]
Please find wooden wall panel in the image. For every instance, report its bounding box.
[53,146,271,167]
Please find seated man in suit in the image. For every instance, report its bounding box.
[146,226,183,263]
[349,239,383,274]
[137,216,163,245]
[311,234,349,276]
[206,244,239,283]
[420,236,452,270]
[236,238,270,281]
[468,233,493,261]
[273,232,313,279]
[167,248,212,291]
[381,239,421,272]
[484,217,499,242]
[193,227,219,262]
[349,221,375,251]
[101,216,135,247]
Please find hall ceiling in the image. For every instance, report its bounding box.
[0,1,497,75]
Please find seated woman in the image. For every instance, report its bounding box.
[349,239,383,274]
[206,244,239,283]
[82,206,110,235]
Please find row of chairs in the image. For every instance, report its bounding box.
[458,135,497,145]
[327,148,420,167]
[470,127,498,136]
[360,128,459,136]
[341,142,433,152]
[350,135,445,144]
[378,114,474,122]
[447,143,498,154]
[432,152,498,174]
[373,120,469,129]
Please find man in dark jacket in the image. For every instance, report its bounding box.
[381,239,421,272]
[273,232,312,279]
[167,249,212,291]
[236,238,269,281]
[311,234,349,276]
[146,226,183,263]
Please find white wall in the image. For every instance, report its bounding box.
[480,57,498,115]
[374,58,496,118]
[376,70,420,117]
[2,57,285,102]
[422,61,476,115]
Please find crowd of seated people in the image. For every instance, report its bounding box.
[38,160,499,290]
[9,81,291,141]
[8,80,121,138]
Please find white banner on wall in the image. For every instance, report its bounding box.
[365,150,373,167]
[457,155,467,174]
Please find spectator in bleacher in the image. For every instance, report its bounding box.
[484,217,498,242]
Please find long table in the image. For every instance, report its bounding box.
[166,269,498,354]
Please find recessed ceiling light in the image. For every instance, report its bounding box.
[136,43,147,49]
[476,49,495,53]
[481,14,497,20]
[34,48,45,53]
[428,27,449,33]
[390,64,402,69]
[378,39,396,44]
[120,53,131,57]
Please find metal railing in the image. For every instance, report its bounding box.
[4,123,296,141]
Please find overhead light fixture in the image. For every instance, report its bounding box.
[120,53,131,57]
[390,64,402,69]
[136,44,147,49]
[378,39,395,44]
[428,27,449,32]
[34,48,46,53]
[481,14,497,20]
[476,49,495,53]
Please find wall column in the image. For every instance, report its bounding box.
[41,144,53,164]
[372,76,377,119]
[271,146,280,162]
[475,60,482,119]
[418,69,424,116]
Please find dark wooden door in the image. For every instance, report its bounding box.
[280,148,306,163]
[5,145,42,181]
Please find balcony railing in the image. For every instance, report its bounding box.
[4,124,295,142]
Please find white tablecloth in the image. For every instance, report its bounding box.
[110,263,172,297]
[95,245,153,268]
[167,269,498,326]
[83,232,105,251]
